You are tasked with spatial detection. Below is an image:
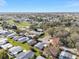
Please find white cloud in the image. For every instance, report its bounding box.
[0,0,6,7]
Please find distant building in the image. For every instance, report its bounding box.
[36,28,43,32]
[30,30,44,36]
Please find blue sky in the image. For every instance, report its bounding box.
[0,0,79,12]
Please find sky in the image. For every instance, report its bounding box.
[0,0,79,12]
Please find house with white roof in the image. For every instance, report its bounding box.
[1,43,13,50]
[0,38,8,46]
[0,30,8,34]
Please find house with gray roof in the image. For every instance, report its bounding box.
[59,51,77,59]
[34,42,45,50]
[8,46,23,56]
[4,32,12,36]
[1,43,13,50]
[15,50,34,59]
[27,39,37,45]
[18,37,29,43]
[7,33,16,38]
[13,36,19,41]
[13,36,23,41]
[36,56,46,59]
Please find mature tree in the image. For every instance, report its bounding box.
[70,33,79,48]
[1,21,8,30]
[47,28,55,37]
[30,23,38,30]
[0,49,9,59]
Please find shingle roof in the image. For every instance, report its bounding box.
[1,43,13,50]
[27,39,37,45]
[18,37,29,42]
[59,51,76,59]
[15,50,34,59]
[7,33,16,38]
[36,56,46,59]
[13,36,19,41]
[0,30,8,35]
[35,42,45,50]
[9,46,22,55]
[0,38,7,45]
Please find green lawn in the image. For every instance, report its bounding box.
[33,47,42,56]
[16,21,31,28]
[8,38,31,50]
[7,19,15,25]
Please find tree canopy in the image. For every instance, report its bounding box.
[0,49,9,59]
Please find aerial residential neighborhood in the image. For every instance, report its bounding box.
[0,13,79,59]
[0,0,79,59]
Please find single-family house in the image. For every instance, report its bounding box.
[18,37,29,43]
[59,51,77,59]
[1,43,13,50]
[8,46,23,56]
[27,39,37,45]
[0,38,8,46]
[15,50,34,59]
[30,31,44,36]
[7,33,16,38]
[34,42,45,50]
[36,56,46,59]
[36,28,43,32]
[0,30,8,35]
[15,52,28,59]
[4,32,12,36]
[28,34,36,39]
[13,36,19,41]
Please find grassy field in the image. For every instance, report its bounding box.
[7,20,31,28]
[7,20,15,25]
[16,21,31,28]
